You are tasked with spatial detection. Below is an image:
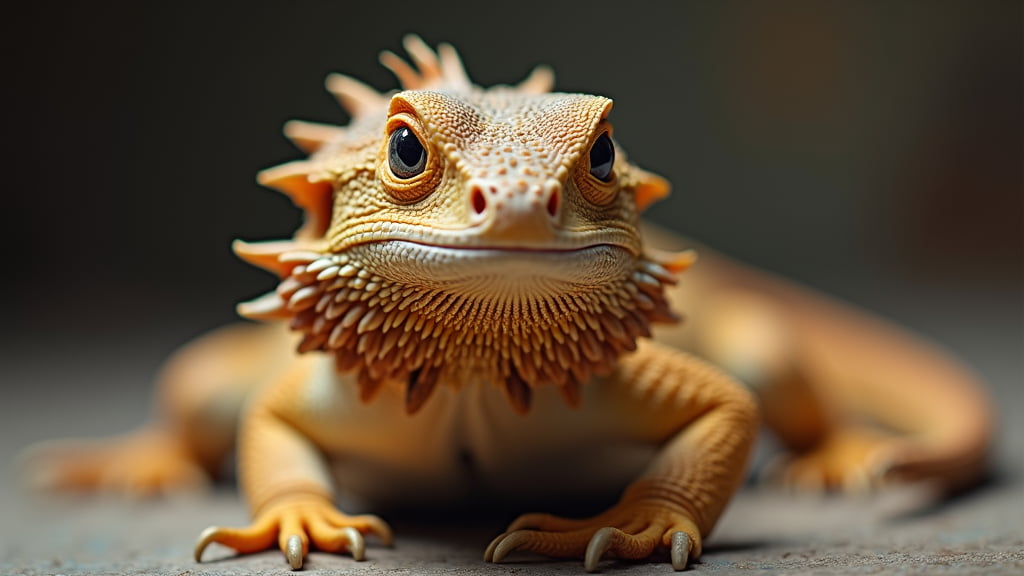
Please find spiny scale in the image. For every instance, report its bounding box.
[237,245,678,415]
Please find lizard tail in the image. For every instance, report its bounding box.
[647,224,994,493]
[779,284,995,491]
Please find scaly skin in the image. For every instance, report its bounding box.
[22,36,992,571]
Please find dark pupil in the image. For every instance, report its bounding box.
[589,133,614,182]
[389,127,426,178]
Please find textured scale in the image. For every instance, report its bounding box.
[235,35,688,414]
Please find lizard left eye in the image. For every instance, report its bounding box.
[589,133,615,182]
[388,127,427,179]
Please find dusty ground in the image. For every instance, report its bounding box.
[1,284,1021,575]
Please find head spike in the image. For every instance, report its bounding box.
[324,73,388,118]
[380,36,470,93]
[283,120,346,154]
[379,49,422,89]
[518,65,555,94]
[233,239,307,277]
[401,34,443,85]
[631,168,671,212]
[237,291,289,321]
[648,249,698,275]
[257,161,334,239]
[436,42,471,89]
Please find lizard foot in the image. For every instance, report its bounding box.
[764,427,905,493]
[194,494,393,569]
[484,501,701,572]
[20,428,209,497]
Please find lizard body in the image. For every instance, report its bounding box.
[23,36,992,571]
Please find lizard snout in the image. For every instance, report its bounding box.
[465,178,563,244]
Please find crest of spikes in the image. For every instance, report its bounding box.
[231,36,695,415]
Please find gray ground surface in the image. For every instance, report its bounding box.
[2,283,1021,575]
[2,482,1022,576]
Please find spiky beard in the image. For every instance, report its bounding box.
[240,243,680,415]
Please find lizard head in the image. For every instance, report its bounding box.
[235,36,693,414]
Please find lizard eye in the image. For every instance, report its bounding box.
[388,126,427,179]
[588,132,615,182]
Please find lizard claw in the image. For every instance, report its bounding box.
[670,531,692,571]
[194,526,220,562]
[194,521,277,562]
[286,534,303,569]
[583,526,618,572]
[482,532,503,562]
[342,527,366,561]
[485,531,531,564]
[583,527,693,572]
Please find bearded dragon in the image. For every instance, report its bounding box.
[23,36,992,572]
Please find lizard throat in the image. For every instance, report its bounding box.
[238,243,680,415]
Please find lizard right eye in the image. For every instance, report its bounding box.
[388,127,427,179]
[588,132,615,182]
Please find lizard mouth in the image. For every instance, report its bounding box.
[332,225,641,258]
[349,240,637,296]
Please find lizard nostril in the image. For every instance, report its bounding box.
[546,188,560,218]
[471,186,487,215]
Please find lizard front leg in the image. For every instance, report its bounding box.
[485,341,758,571]
[194,357,392,569]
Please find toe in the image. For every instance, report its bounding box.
[483,532,506,562]
[322,508,394,546]
[507,512,588,533]
[350,514,394,546]
[194,517,277,562]
[488,528,598,564]
[278,515,308,569]
[307,515,367,560]
[343,527,366,561]
[491,531,531,563]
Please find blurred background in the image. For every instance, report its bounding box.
[3,2,1020,457]
[1,2,1021,573]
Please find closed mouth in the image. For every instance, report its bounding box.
[349,241,637,289]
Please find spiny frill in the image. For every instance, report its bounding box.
[235,36,691,415]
